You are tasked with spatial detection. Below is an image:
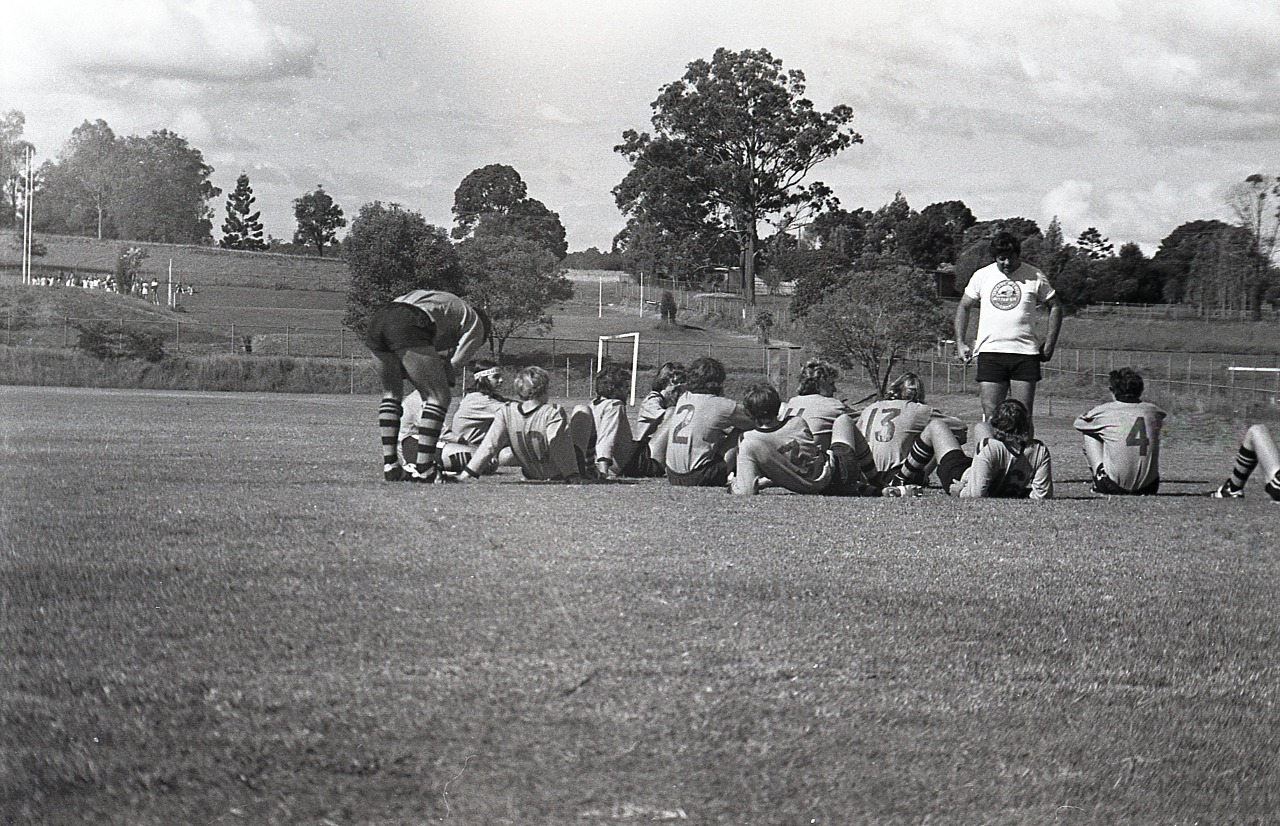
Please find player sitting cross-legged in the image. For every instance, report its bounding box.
[1208,423,1280,502]
[856,372,969,497]
[731,382,878,497]
[454,366,596,483]
[650,356,757,488]
[591,363,667,479]
[948,399,1054,499]
[1073,367,1166,496]
[782,359,859,452]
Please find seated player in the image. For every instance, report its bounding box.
[591,363,666,478]
[455,366,595,483]
[731,382,877,497]
[1208,423,1280,501]
[782,359,858,451]
[651,356,757,487]
[399,359,514,473]
[856,372,968,495]
[1073,367,1166,495]
[635,362,685,444]
[948,399,1054,499]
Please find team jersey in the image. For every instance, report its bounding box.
[857,399,967,475]
[657,392,756,475]
[592,396,636,469]
[488,401,583,481]
[391,289,487,364]
[782,393,856,450]
[1073,400,1166,492]
[635,390,669,442]
[964,262,1057,355]
[446,392,508,444]
[952,437,1053,499]
[732,416,832,496]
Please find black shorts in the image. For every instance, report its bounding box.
[365,302,437,353]
[822,450,877,497]
[975,352,1042,384]
[667,459,730,488]
[1093,472,1160,496]
[621,441,665,478]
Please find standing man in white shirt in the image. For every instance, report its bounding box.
[954,231,1063,425]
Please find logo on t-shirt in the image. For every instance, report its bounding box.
[990,279,1022,310]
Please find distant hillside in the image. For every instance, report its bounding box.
[1,233,348,290]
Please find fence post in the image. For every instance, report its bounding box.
[231,324,236,353]
[118,318,124,352]
[350,353,355,394]
[64,316,68,347]
[339,328,344,359]
[175,321,180,355]
[286,326,291,357]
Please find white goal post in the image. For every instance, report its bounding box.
[597,333,640,406]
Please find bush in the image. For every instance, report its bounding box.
[75,323,166,362]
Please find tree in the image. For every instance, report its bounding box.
[1154,219,1253,308]
[451,164,568,258]
[111,130,219,243]
[1226,173,1280,319]
[615,47,860,303]
[219,173,268,251]
[897,199,976,270]
[0,110,35,229]
[861,192,914,258]
[807,207,869,261]
[115,244,148,295]
[804,264,949,395]
[342,202,465,332]
[1077,227,1114,259]
[456,235,574,361]
[33,119,118,238]
[294,185,346,257]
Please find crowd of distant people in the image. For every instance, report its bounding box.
[24,272,195,303]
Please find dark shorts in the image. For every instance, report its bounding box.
[668,459,730,488]
[1093,472,1160,496]
[822,450,878,497]
[365,302,437,353]
[975,352,1042,384]
[621,441,665,478]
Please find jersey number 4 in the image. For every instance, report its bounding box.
[1125,417,1150,456]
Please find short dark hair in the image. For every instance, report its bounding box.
[1109,367,1144,403]
[796,359,839,395]
[989,399,1032,451]
[595,362,631,402]
[742,382,782,424]
[651,361,686,393]
[990,231,1022,257]
[685,357,727,394]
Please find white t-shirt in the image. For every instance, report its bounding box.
[964,262,1057,356]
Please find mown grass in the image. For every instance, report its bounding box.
[2,387,1276,824]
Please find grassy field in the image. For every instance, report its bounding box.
[3,387,1277,824]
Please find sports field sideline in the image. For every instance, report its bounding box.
[3,385,1277,823]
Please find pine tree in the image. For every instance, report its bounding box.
[219,173,268,251]
[1077,227,1114,259]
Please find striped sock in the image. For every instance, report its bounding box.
[415,402,448,471]
[896,439,935,484]
[1229,446,1258,490]
[379,398,403,464]
[1266,470,1280,501]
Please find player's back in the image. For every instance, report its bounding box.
[782,393,854,451]
[592,396,634,463]
[663,392,755,475]
[955,437,1053,499]
[857,399,936,472]
[733,416,831,495]
[1073,400,1165,491]
[501,401,574,481]
[446,392,508,445]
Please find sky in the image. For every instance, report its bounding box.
[5,0,1280,255]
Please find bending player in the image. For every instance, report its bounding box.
[591,363,665,478]
[856,372,968,495]
[364,289,488,482]
[652,356,756,487]
[1073,367,1166,495]
[782,359,859,451]
[454,366,596,483]
[948,399,1053,499]
[1208,424,1280,501]
[732,383,877,497]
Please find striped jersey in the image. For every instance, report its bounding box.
[953,437,1053,499]
[1073,400,1166,492]
[732,416,832,496]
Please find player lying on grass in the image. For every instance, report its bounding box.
[1208,423,1280,501]
[1073,367,1166,495]
[365,289,489,483]
[635,362,686,444]
[856,372,969,496]
[591,363,666,479]
[731,383,879,497]
[948,399,1054,499]
[398,359,516,474]
[650,356,757,487]
[454,366,596,483]
[782,359,859,452]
